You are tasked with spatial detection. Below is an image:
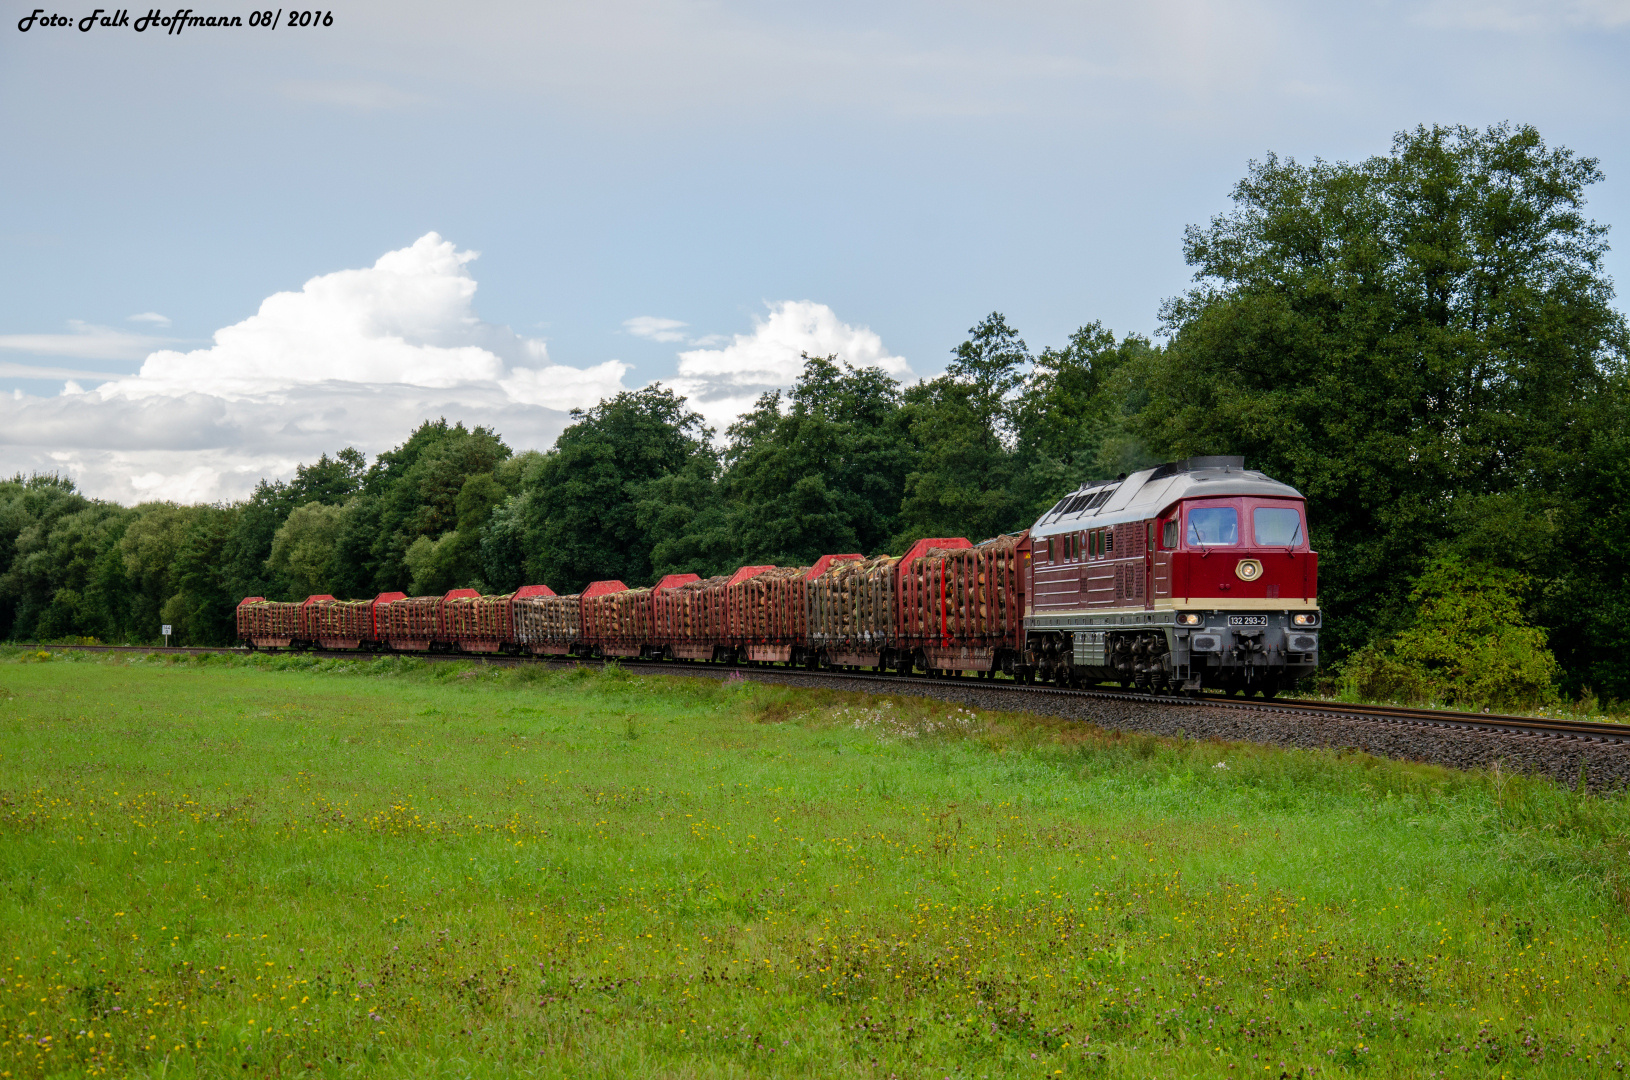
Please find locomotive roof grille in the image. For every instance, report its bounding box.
[1031,455,1298,533]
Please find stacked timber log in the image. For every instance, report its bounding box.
[899,550,946,642]
[236,600,299,642]
[305,598,372,643]
[655,575,729,644]
[900,533,1026,646]
[728,566,807,642]
[442,593,514,643]
[383,595,443,642]
[513,592,580,645]
[808,555,898,647]
[584,587,652,646]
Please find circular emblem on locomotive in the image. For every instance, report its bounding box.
[1235,558,1263,582]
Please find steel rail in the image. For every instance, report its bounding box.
[26,642,1629,745]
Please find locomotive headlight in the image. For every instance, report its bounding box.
[1292,613,1319,627]
[1177,613,1202,626]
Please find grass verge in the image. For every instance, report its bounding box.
[2,647,1629,1078]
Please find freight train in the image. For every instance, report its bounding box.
[237,456,1319,697]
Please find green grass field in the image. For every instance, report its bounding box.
[2,649,1629,1078]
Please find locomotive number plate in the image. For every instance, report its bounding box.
[1227,615,1269,627]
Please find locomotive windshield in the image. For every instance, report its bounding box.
[1186,507,1238,546]
[1253,507,1303,546]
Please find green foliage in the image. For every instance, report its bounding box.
[1540,372,1630,699]
[118,503,207,636]
[945,311,1029,436]
[355,420,512,593]
[164,504,239,645]
[267,501,347,597]
[719,355,916,564]
[1343,555,1561,709]
[0,473,96,639]
[1011,322,1162,518]
[1139,122,1627,662]
[894,376,1021,545]
[508,386,715,592]
[892,315,1038,546]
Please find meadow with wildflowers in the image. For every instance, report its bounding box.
[2,649,1629,1078]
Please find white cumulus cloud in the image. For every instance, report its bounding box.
[671,300,912,432]
[0,233,629,503]
[0,238,910,503]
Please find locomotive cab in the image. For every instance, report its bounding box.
[1162,495,1320,696]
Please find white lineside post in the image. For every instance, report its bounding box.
[162,624,171,648]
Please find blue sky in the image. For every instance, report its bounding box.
[2,0,1626,502]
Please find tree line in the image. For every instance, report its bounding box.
[3,124,1626,702]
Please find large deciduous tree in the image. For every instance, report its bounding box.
[894,314,1032,545]
[1140,122,1628,663]
[334,421,510,594]
[719,355,915,565]
[1011,322,1162,518]
[511,386,714,593]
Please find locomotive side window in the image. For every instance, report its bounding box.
[1254,507,1303,546]
[1162,519,1179,549]
[1186,507,1239,546]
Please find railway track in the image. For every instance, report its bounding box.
[28,641,1629,747]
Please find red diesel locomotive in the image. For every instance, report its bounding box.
[237,456,1318,696]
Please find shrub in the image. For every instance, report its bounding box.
[1342,555,1560,711]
